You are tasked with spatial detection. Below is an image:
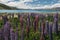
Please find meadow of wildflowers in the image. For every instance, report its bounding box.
[0,13,60,40]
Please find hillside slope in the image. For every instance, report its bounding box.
[0,3,18,10]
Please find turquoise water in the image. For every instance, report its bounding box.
[0,9,60,13]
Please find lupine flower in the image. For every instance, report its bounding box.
[34,20,36,32]
[26,14,30,38]
[20,15,23,29]
[41,21,45,35]
[0,27,4,40]
[31,13,35,17]
[34,15,39,32]
[40,14,46,40]
[15,28,18,40]
[54,13,58,35]
[21,28,24,40]
[41,14,45,21]
[46,21,49,34]
[40,20,45,40]
[2,15,8,25]
[40,21,45,40]
[0,29,2,40]
[20,15,24,40]
[41,21,46,40]
[3,21,11,40]
[49,22,53,40]
[31,13,35,27]
[10,27,15,40]
[27,14,30,26]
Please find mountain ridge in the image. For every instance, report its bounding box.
[0,3,19,10]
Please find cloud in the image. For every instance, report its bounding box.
[5,1,60,9]
[0,0,60,9]
[4,0,33,9]
[5,2,17,7]
[20,0,33,2]
[0,0,14,3]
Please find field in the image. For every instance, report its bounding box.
[0,13,60,40]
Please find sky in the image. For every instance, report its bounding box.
[0,0,60,9]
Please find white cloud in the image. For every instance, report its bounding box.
[51,3,60,8]
[5,1,60,9]
[0,0,8,2]
[0,0,60,9]
[21,0,33,2]
[5,2,17,7]
[0,0,14,3]
[4,0,33,9]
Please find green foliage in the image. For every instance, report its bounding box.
[0,15,60,40]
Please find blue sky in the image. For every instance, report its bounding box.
[0,0,60,9]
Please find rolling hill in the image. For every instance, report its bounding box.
[0,3,18,10]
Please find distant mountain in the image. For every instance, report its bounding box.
[0,3,19,10]
[52,7,60,11]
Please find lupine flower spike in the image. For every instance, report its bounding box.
[54,13,58,35]
[20,15,24,40]
[49,22,53,40]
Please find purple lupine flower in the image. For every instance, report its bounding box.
[15,29,18,40]
[46,21,49,34]
[10,27,15,40]
[27,14,30,26]
[34,15,39,32]
[3,21,11,40]
[2,15,8,25]
[40,15,46,40]
[20,15,24,29]
[26,14,30,38]
[31,13,35,27]
[20,15,24,40]
[33,15,38,40]
[54,13,58,35]
[0,27,4,40]
[0,29,2,40]
[49,22,53,40]
[31,13,35,17]
[34,19,36,32]
[40,21,45,40]
[40,14,46,40]
[41,21,45,35]
[21,28,24,40]
[41,14,45,21]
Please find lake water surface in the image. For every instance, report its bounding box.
[0,9,60,13]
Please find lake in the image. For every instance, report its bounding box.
[0,9,60,13]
